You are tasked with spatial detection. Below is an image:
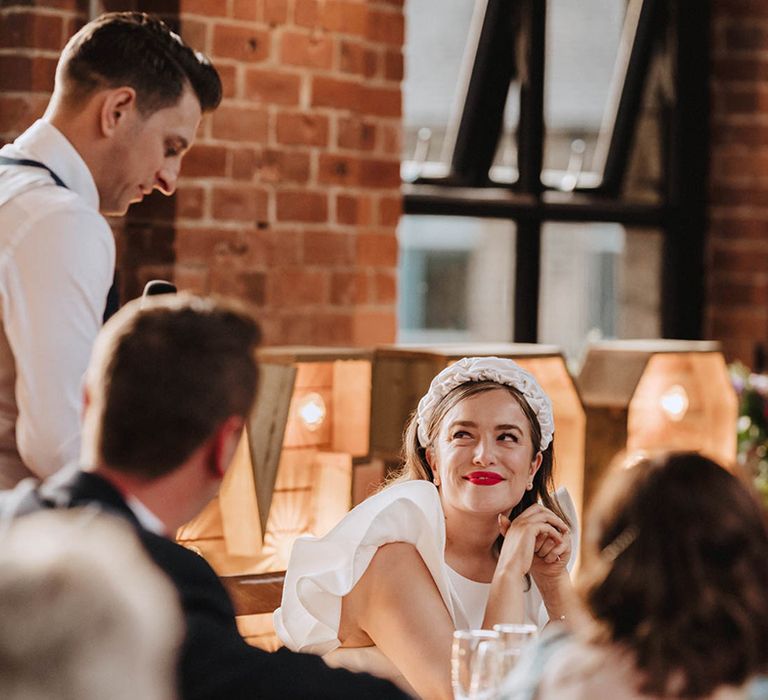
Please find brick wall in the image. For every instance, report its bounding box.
[709,0,768,363]
[0,0,403,346]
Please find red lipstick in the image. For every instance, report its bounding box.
[464,471,504,485]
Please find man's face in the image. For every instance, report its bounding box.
[101,86,202,215]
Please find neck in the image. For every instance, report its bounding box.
[442,501,500,579]
[90,460,211,535]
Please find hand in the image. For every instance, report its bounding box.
[529,518,572,587]
[496,504,567,579]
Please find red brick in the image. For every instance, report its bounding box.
[295,0,320,28]
[231,148,261,180]
[311,75,361,111]
[384,49,404,81]
[280,30,334,69]
[176,186,206,219]
[337,116,376,150]
[264,229,302,265]
[211,106,269,142]
[725,25,768,52]
[360,85,400,117]
[180,144,228,178]
[215,63,237,100]
[318,153,361,185]
[330,271,368,304]
[711,243,768,273]
[710,216,768,240]
[212,186,269,221]
[278,312,354,345]
[710,278,768,306]
[276,111,329,146]
[372,270,397,303]
[339,39,377,77]
[231,0,260,21]
[276,191,328,222]
[257,149,311,184]
[321,1,368,36]
[378,195,402,225]
[709,306,768,339]
[378,122,402,154]
[270,267,328,306]
[304,230,354,265]
[0,11,64,50]
[174,265,209,294]
[352,310,396,345]
[713,56,768,82]
[180,0,229,18]
[0,95,48,135]
[336,194,373,225]
[359,159,400,187]
[213,24,270,63]
[355,232,398,266]
[176,227,250,264]
[244,68,301,106]
[180,18,208,53]
[0,55,57,92]
[367,9,405,45]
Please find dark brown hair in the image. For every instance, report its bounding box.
[390,381,570,528]
[581,452,768,697]
[94,294,260,479]
[59,12,222,115]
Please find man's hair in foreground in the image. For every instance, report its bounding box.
[59,11,222,114]
[85,293,260,479]
[0,509,181,700]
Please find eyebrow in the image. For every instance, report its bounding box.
[448,421,523,432]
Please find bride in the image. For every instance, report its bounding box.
[274,357,578,698]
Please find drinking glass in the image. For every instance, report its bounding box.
[451,629,502,700]
[491,623,538,680]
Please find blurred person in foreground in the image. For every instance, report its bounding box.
[502,451,768,700]
[1,293,408,700]
[0,509,182,700]
[0,11,221,488]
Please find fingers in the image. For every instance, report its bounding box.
[517,503,570,536]
[497,513,511,537]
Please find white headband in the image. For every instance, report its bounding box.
[416,356,554,451]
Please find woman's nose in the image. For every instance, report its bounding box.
[472,437,497,465]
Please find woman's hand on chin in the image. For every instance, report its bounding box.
[495,504,566,579]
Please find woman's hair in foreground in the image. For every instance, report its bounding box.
[390,381,570,527]
[581,451,768,697]
[0,509,181,700]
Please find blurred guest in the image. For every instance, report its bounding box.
[276,357,578,698]
[0,509,181,700]
[502,452,768,700]
[0,11,221,488]
[1,293,408,700]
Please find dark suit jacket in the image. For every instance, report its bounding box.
[40,471,410,700]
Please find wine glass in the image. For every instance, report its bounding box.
[491,623,538,680]
[451,629,502,700]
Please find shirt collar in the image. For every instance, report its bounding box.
[125,494,168,537]
[12,120,100,210]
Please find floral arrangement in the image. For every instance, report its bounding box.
[730,361,768,507]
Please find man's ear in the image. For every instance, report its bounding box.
[208,416,245,479]
[99,87,138,137]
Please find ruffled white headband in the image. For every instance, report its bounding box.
[416,356,554,451]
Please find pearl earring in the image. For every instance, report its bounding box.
[434,474,441,486]
[526,480,533,491]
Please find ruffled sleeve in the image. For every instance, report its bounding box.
[273,480,458,655]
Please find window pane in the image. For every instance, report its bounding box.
[542,0,625,176]
[398,216,516,343]
[402,0,480,176]
[539,223,662,361]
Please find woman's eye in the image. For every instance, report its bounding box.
[452,430,472,439]
[499,432,519,442]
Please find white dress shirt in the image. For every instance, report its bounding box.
[0,120,115,487]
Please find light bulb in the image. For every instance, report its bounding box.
[659,384,688,422]
[298,392,326,431]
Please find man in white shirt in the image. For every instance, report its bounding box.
[0,12,222,487]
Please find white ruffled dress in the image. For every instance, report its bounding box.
[273,480,578,691]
